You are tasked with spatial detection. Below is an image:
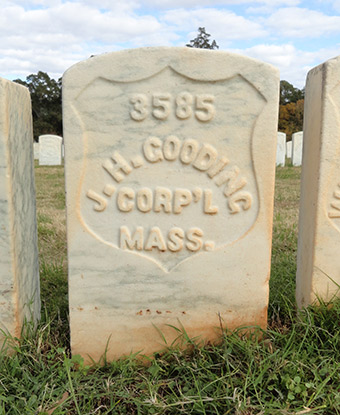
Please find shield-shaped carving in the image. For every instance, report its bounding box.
[71,66,263,272]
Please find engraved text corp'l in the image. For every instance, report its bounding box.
[85,135,254,255]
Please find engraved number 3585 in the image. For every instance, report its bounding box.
[129,93,215,122]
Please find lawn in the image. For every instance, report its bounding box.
[0,164,339,414]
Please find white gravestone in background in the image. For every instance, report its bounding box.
[39,134,62,165]
[33,142,39,160]
[286,140,292,159]
[63,47,280,362]
[292,131,303,166]
[297,55,340,306]
[0,77,40,346]
[276,132,286,166]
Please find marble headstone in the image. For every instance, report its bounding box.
[297,55,340,306]
[63,47,280,362]
[39,134,62,165]
[292,131,303,166]
[286,140,292,159]
[276,132,286,166]
[0,77,40,346]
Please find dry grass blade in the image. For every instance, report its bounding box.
[45,392,69,414]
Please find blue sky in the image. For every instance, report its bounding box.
[1,0,340,87]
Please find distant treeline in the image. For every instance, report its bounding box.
[14,72,62,141]
[14,72,303,142]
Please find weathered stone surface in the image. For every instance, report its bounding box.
[297,55,340,306]
[286,140,292,159]
[33,142,39,160]
[0,77,40,346]
[63,47,280,362]
[292,131,303,166]
[39,134,62,165]
[276,132,286,166]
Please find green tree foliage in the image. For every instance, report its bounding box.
[186,27,219,50]
[280,80,304,105]
[14,71,62,141]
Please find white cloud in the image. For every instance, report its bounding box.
[141,0,300,8]
[0,3,162,41]
[162,8,267,42]
[0,0,339,88]
[331,0,340,11]
[0,2,268,80]
[265,7,340,37]
[230,43,340,87]
[0,1,178,79]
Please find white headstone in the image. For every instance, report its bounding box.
[33,142,39,160]
[292,131,303,166]
[286,140,292,159]
[63,47,280,362]
[39,134,62,165]
[297,55,340,306]
[276,132,286,166]
[0,77,40,345]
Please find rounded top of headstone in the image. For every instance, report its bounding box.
[306,54,340,83]
[63,47,279,98]
[0,77,30,97]
[39,134,63,143]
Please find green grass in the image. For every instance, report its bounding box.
[0,165,339,414]
[269,166,301,322]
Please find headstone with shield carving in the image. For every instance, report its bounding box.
[63,47,280,362]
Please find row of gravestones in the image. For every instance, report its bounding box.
[33,135,64,165]
[0,48,339,363]
[276,131,303,167]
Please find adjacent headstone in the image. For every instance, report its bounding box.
[39,134,62,165]
[276,132,286,166]
[63,47,280,362]
[33,142,39,160]
[297,55,340,306]
[286,140,292,159]
[292,131,303,166]
[0,77,40,345]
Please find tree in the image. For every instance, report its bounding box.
[278,99,304,139]
[14,72,62,141]
[278,80,305,139]
[280,80,304,105]
[186,27,219,50]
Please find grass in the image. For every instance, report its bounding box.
[269,165,301,321]
[0,164,339,414]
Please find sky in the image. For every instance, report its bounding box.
[1,0,340,88]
